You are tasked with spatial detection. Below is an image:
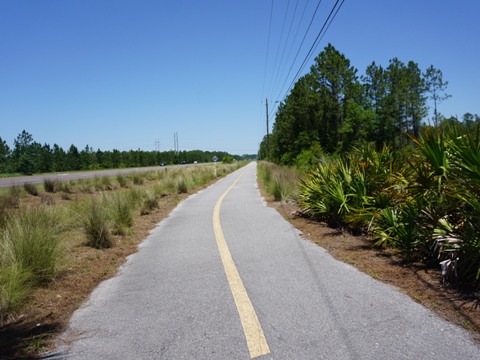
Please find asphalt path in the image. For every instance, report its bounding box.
[46,162,480,359]
[0,163,207,189]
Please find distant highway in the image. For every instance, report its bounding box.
[0,163,207,189]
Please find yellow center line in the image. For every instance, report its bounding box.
[212,169,270,359]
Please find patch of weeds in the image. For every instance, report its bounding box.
[41,195,55,206]
[109,193,133,235]
[77,179,93,193]
[140,193,158,215]
[132,173,144,185]
[59,181,73,194]
[43,179,58,193]
[61,192,72,201]
[463,320,472,328]
[24,182,39,196]
[116,174,128,188]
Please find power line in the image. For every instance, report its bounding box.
[267,0,291,97]
[270,0,346,118]
[276,0,312,92]
[261,0,274,98]
[270,0,300,97]
[266,0,324,112]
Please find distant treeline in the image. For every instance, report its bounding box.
[0,130,256,175]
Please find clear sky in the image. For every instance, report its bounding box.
[1,0,479,155]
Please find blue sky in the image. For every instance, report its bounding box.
[1,0,479,155]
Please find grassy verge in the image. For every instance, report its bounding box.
[0,162,247,358]
[257,161,300,202]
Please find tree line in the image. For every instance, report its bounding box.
[259,43,479,164]
[0,130,255,175]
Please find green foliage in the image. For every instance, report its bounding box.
[260,44,449,164]
[295,142,323,172]
[369,202,422,259]
[298,124,480,288]
[222,155,234,164]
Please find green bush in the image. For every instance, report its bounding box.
[222,155,234,164]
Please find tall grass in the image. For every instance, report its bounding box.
[131,173,145,185]
[83,197,112,249]
[77,178,93,193]
[258,162,300,201]
[108,193,134,235]
[0,264,32,319]
[43,179,59,193]
[24,182,39,196]
[0,162,249,319]
[0,205,65,318]
[140,191,159,215]
[0,188,22,228]
[116,174,128,188]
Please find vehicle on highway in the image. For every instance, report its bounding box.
[160,162,167,166]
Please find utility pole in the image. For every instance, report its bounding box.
[265,97,270,162]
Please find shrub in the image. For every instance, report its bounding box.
[222,155,234,164]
